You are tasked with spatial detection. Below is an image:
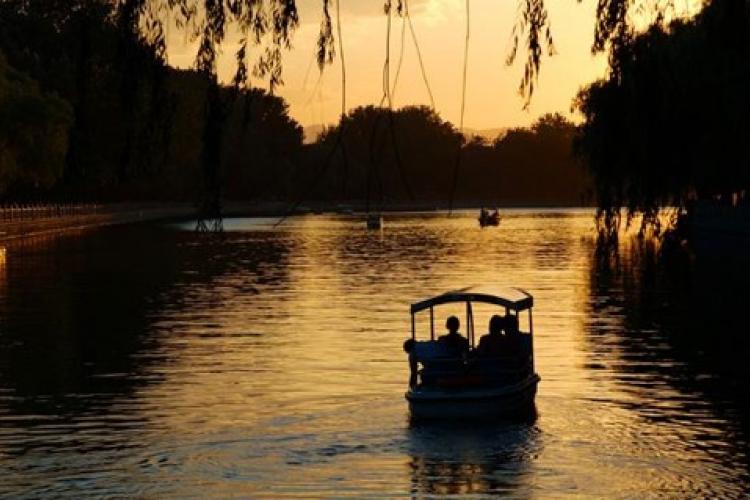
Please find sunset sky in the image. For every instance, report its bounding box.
[166,0,698,131]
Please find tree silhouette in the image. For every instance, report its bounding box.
[0,0,708,213]
[301,107,586,206]
[0,51,72,196]
[575,0,750,235]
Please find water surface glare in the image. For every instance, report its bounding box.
[0,211,748,497]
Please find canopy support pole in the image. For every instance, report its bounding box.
[466,301,475,348]
[529,308,535,371]
[429,306,434,340]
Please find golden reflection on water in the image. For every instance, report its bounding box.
[0,211,748,497]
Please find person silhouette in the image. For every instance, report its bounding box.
[503,314,522,356]
[477,314,507,356]
[437,316,469,355]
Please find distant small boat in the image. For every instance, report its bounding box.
[479,209,500,227]
[336,204,355,215]
[403,287,540,420]
[367,213,383,230]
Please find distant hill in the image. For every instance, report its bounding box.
[304,124,509,144]
[462,127,508,142]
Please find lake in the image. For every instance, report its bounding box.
[0,210,748,497]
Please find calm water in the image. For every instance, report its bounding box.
[0,210,748,497]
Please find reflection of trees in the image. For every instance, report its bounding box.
[590,238,749,379]
[0,225,291,426]
[407,419,541,496]
[586,237,750,446]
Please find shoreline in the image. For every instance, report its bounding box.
[0,201,595,244]
[0,203,194,243]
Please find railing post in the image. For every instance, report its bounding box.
[529,308,535,371]
[411,312,416,340]
[429,307,434,341]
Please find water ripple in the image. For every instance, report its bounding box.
[0,210,747,497]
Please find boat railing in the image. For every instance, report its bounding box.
[469,356,533,382]
[412,340,532,388]
[418,360,531,389]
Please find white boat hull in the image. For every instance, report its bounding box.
[406,373,540,420]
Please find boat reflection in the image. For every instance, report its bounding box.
[406,415,541,496]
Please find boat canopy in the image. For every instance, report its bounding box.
[410,286,533,314]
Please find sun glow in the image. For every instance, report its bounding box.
[165,0,610,130]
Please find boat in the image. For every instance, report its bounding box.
[366,212,383,230]
[403,286,540,420]
[478,208,500,227]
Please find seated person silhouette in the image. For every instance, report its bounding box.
[477,314,507,357]
[503,314,522,356]
[437,316,469,356]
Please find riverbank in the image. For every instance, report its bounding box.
[223,200,593,217]
[0,203,194,243]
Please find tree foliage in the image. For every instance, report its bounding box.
[0,0,705,209]
[115,0,660,107]
[301,107,588,206]
[0,51,73,196]
[575,0,750,233]
[0,0,174,197]
[0,2,303,201]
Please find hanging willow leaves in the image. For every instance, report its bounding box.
[504,0,682,104]
[317,0,334,70]
[114,0,298,89]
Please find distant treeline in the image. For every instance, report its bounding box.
[0,1,589,207]
[302,107,589,206]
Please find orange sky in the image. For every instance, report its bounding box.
[165,0,698,130]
